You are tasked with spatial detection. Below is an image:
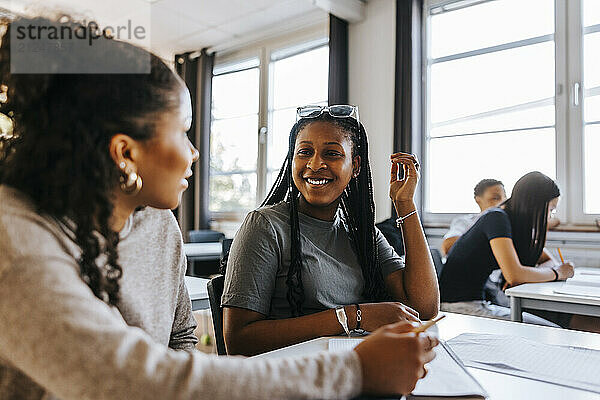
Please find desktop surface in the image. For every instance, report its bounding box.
[255,313,600,400]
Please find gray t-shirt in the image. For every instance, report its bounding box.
[222,201,405,318]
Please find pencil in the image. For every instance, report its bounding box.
[557,248,565,264]
[412,314,446,333]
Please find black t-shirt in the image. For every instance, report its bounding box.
[439,207,512,302]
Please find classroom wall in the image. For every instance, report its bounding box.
[348,0,396,223]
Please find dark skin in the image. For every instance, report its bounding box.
[108,85,198,231]
[223,121,439,356]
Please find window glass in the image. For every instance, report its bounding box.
[209,66,259,212]
[430,42,555,124]
[426,0,556,214]
[428,129,556,213]
[430,0,554,59]
[583,0,600,213]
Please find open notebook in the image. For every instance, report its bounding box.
[447,333,600,394]
[329,338,487,399]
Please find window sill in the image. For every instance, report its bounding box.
[424,223,600,233]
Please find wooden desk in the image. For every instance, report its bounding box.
[184,276,209,310]
[255,313,600,400]
[506,268,600,322]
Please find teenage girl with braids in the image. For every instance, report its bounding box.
[222,107,440,356]
[0,16,439,399]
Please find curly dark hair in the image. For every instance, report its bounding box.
[0,16,182,305]
[473,178,504,197]
[223,113,388,316]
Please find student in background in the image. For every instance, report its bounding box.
[439,171,599,332]
[441,179,506,256]
[0,17,438,399]
[222,106,440,356]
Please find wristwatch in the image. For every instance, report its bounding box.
[335,306,351,336]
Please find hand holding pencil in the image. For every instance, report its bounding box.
[555,248,575,280]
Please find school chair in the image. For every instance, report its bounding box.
[207,274,227,355]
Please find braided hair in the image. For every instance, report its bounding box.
[0,16,182,305]
[260,113,388,316]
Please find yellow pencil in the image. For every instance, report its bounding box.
[412,314,446,333]
[557,248,565,264]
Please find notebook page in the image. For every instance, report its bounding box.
[328,339,487,398]
[447,333,600,394]
[565,274,600,288]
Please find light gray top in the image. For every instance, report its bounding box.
[0,185,362,400]
[443,213,480,240]
[222,201,405,318]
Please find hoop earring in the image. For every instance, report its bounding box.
[119,165,142,196]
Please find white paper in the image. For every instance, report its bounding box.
[553,284,600,298]
[564,275,600,288]
[328,338,487,398]
[447,333,600,394]
[328,338,362,352]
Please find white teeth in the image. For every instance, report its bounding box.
[307,178,329,185]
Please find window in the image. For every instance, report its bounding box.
[209,35,328,218]
[210,62,260,213]
[582,0,600,213]
[423,0,600,224]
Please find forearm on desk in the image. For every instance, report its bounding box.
[223,306,357,356]
[490,238,556,285]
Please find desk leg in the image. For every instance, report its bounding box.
[510,296,522,322]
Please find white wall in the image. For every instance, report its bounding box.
[348,0,396,223]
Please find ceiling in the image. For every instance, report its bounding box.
[0,0,331,61]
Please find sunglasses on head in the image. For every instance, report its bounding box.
[296,104,360,127]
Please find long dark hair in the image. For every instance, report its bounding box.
[0,16,182,305]
[259,113,387,315]
[503,171,560,266]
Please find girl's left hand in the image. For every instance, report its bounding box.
[390,152,420,204]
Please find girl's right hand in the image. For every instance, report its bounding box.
[355,321,438,396]
[556,262,575,280]
[358,302,421,332]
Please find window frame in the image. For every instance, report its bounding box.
[421,0,599,226]
[209,24,329,222]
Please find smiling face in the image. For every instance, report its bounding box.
[292,121,360,219]
[136,87,199,209]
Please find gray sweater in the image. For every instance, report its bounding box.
[0,186,362,400]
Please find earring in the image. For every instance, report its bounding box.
[119,164,142,195]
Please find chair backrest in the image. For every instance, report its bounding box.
[220,238,233,260]
[430,247,444,278]
[375,217,405,256]
[207,275,227,355]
